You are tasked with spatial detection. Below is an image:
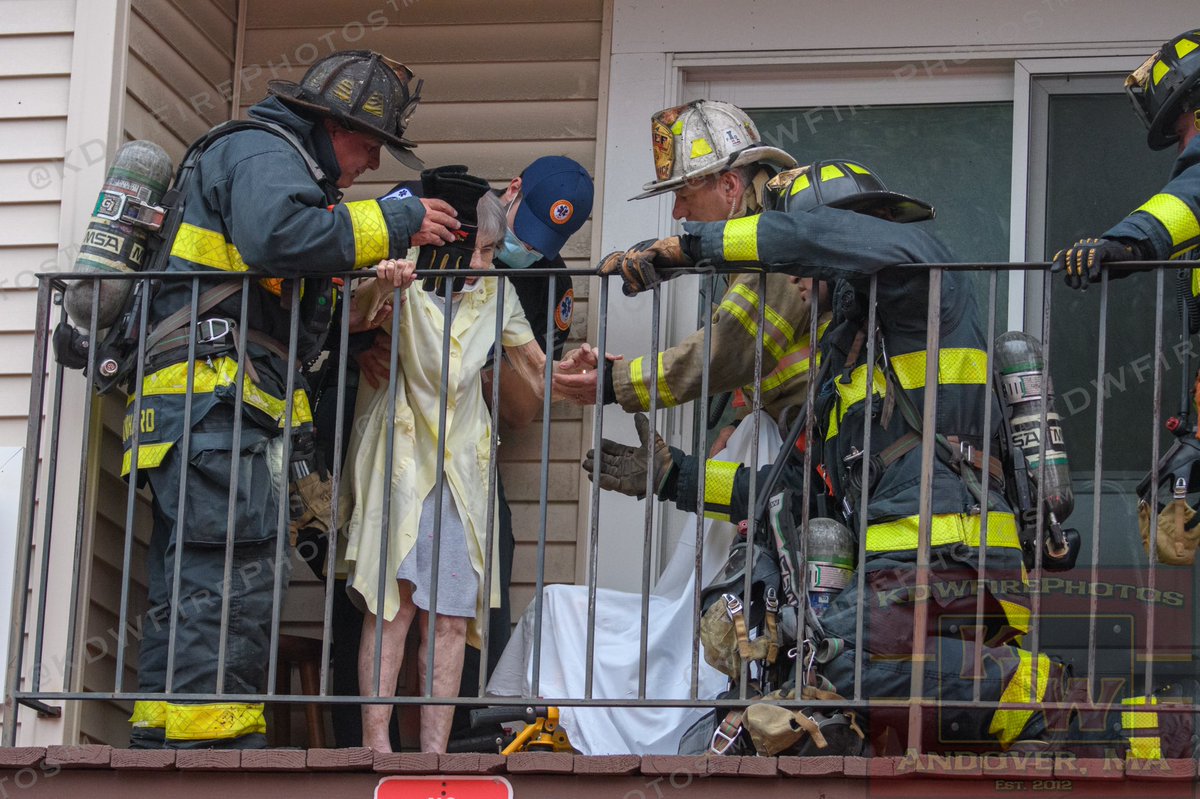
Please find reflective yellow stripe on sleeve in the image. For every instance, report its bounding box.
[730,282,796,342]
[722,215,760,262]
[718,287,786,361]
[628,354,680,409]
[1135,193,1200,256]
[702,460,740,522]
[346,199,389,267]
[988,648,1051,746]
[165,702,266,741]
[628,357,651,411]
[170,223,249,272]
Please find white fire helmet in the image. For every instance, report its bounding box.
[631,100,797,200]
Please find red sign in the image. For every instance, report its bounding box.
[376,776,513,799]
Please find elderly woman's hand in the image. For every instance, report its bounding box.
[349,259,417,334]
[375,258,417,290]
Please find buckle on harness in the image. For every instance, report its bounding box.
[709,717,742,755]
[197,318,233,345]
[958,439,975,466]
[724,593,743,619]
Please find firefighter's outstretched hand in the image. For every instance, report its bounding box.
[582,412,673,498]
[1051,237,1136,290]
[597,236,693,296]
[411,198,460,247]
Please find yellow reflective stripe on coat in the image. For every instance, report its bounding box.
[139,357,313,428]
[758,318,830,393]
[121,442,174,476]
[729,282,796,342]
[628,354,679,409]
[718,289,787,362]
[655,353,677,406]
[723,215,760,261]
[170,223,249,272]
[129,699,166,728]
[703,460,740,522]
[165,702,266,741]
[1121,696,1163,759]
[1135,193,1200,255]
[988,648,1051,745]
[346,199,389,266]
[828,348,989,439]
[864,513,1021,552]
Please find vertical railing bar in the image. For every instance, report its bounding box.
[320,278,353,696]
[59,283,105,694]
[972,268,999,702]
[115,277,155,694]
[738,273,766,702]
[1026,269,1057,701]
[215,277,250,694]
[165,277,202,694]
[584,278,611,699]
[267,278,303,695]
[477,277,506,698]
[29,298,70,695]
[798,278,818,677]
[528,277,558,697]
[1085,271,1110,701]
[423,278,455,698]
[1143,268,1166,697]
[690,274,715,700]
[4,278,54,745]
[905,267,942,753]
[637,285,663,699]
[853,276,878,702]
[372,279,404,696]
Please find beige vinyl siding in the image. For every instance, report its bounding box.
[76,0,237,745]
[241,0,604,636]
[0,1,75,447]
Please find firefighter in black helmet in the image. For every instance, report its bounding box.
[1053,29,1200,288]
[592,160,1066,754]
[126,50,457,750]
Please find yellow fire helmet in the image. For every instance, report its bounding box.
[631,99,796,200]
[1126,29,1200,150]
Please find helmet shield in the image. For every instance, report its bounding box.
[1125,30,1200,150]
[632,100,796,200]
[269,50,424,168]
[765,159,935,224]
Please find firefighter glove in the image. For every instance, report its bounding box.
[1052,237,1137,290]
[596,236,694,296]
[582,412,676,497]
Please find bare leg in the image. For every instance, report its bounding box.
[415,610,468,753]
[359,582,417,753]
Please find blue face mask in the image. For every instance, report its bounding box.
[497,227,542,269]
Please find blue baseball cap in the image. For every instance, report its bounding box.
[512,156,594,259]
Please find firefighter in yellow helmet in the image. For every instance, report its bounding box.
[1053,29,1200,287]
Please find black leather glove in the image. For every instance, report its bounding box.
[1051,237,1137,290]
[597,236,694,296]
[582,412,676,497]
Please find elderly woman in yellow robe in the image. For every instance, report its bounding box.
[342,189,555,753]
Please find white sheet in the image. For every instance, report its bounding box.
[487,413,782,754]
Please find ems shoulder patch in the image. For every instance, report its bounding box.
[555,288,574,331]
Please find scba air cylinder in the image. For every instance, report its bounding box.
[806,517,855,615]
[994,331,1074,522]
[64,140,173,330]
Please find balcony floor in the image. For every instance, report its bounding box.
[0,746,1192,798]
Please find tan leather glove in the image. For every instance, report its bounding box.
[582,412,674,497]
[596,236,693,296]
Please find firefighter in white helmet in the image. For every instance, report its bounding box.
[556,100,824,432]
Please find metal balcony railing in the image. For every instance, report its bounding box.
[3,262,1196,756]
